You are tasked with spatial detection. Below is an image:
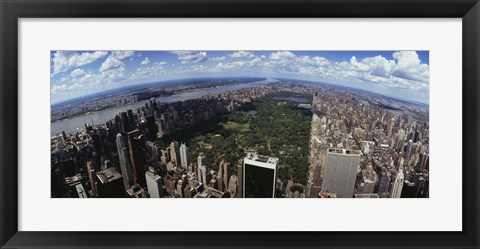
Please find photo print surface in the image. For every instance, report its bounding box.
[50,50,429,199]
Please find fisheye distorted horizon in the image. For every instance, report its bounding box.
[51,50,429,104]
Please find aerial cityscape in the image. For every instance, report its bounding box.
[51,50,429,198]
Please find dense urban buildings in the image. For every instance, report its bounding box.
[51,50,429,199]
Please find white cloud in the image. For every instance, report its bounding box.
[70,68,86,78]
[141,57,150,65]
[52,50,429,102]
[112,51,135,60]
[51,51,107,76]
[130,61,167,80]
[171,51,208,64]
[391,51,429,83]
[210,56,226,62]
[99,56,123,72]
[229,51,255,59]
[269,51,296,61]
[51,82,83,95]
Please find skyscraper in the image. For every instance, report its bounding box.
[146,115,157,142]
[218,159,230,188]
[127,130,147,187]
[197,153,205,167]
[197,164,208,186]
[169,141,180,166]
[96,167,125,198]
[179,143,189,169]
[86,161,97,197]
[321,148,360,198]
[145,167,164,198]
[391,158,405,198]
[116,133,134,192]
[236,163,243,198]
[243,153,278,198]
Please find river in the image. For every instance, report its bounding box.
[51,78,278,135]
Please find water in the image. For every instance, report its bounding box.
[273,97,310,103]
[51,78,278,135]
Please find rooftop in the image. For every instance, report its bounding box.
[327,148,360,155]
[244,152,279,165]
[194,187,226,198]
[354,193,380,198]
[96,167,122,184]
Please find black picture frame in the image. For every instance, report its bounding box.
[1,0,478,248]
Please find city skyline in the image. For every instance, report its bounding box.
[51,50,430,104]
[51,50,429,199]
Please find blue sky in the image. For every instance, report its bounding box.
[51,50,429,104]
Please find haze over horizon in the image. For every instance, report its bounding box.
[51,50,430,104]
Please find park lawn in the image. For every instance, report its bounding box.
[223,121,250,133]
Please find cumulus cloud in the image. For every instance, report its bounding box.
[210,56,226,62]
[171,51,208,64]
[141,57,150,65]
[96,51,135,80]
[170,50,429,92]
[130,61,167,80]
[51,51,107,76]
[51,83,83,95]
[229,51,255,59]
[99,56,123,72]
[51,50,429,102]
[269,51,296,61]
[111,51,135,60]
[391,51,429,83]
[70,68,86,79]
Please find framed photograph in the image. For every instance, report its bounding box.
[1,0,479,248]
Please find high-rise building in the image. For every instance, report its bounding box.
[96,167,125,198]
[405,139,413,162]
[179,143,189,169]
[86,161,97,197]
[391,158,405,198]
[197,153,205,167]
[116,133,134,192]
[387,117,395,139]
[127,130,147,187]
[243,153,279,198]
[236,163,243,198]
[145,167,164,198]
[127,184,150,198]
[160,149,170,164]
[169,141,180,166]
[146,115,157,142]
[218,159,230,188]
[321,148,360,198]
[197,164,209,186]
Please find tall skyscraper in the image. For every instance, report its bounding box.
[387,117,395,139]
[236,163,243,198]
[179,143,189,169]
[391,158,405,198]
[321,148,360,198]
[146,115,157,142]
[127,130,147,187]
[243,153,278,198]
[218,159,230,188]
[86,161,97,197]
[197,153,205,167]
[405,139,413,162]
[96,167,125,198]
[198,164,208,186]
[116,133,134,192]
[169,141,180,166]
[145,167,164,198]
